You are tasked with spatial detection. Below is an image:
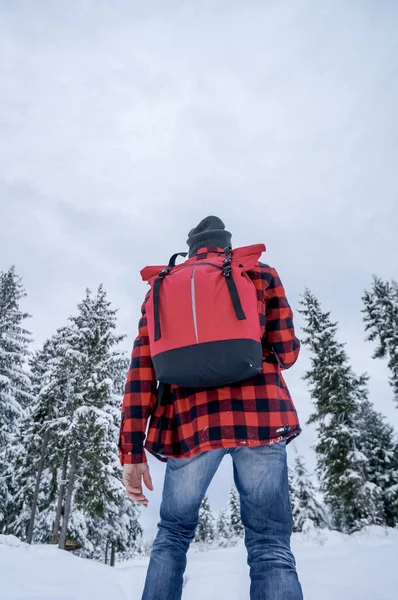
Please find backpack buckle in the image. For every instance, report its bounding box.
[159,267,171,278]
[222,264,232,277]
[223,248,232,277]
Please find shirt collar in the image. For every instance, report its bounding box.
[193,247,225,256]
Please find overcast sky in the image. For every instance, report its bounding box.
[1,0,398,538]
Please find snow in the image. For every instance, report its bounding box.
[2,527,398,600]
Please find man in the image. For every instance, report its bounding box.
[119,216,303,600]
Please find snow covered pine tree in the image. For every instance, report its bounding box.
[10,286,141,562]
[288,453,329,533]
[363,276,398,407]
[299,289,386,532]
[25,327,81,547]
[10,332,69,542]
[0,267,32,534]
[228,486,244,539]
[195,495,215,544]
[54,286,141,562]
[216,509,232,546]
[357,399,398,527]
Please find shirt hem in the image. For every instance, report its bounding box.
[145,427,302,463]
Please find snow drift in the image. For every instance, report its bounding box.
[1,527,398,600]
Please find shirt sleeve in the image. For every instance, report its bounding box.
[263,267,300,369]
[118,293,158,465]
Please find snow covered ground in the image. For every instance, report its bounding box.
[2,527,398,600]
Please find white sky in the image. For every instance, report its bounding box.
[1,0,397,538]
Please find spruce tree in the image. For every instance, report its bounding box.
[0,267,32,532]
[195,495,215,544]
[288,453,329,533]
[31,328,76,546]
[363,276,398,406]
[357,399,398,527]
[299,289,385,532]
[216,509,232,545]
[16,286,141,560]
[228,486,244,538]
[55,286,141,560]
[10,329,71,542]
[0,278,141,560]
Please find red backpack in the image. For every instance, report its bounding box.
[141,244,266,388]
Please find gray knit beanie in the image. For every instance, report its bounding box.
[187,216,232,257]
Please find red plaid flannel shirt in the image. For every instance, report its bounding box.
[119,248,301,465]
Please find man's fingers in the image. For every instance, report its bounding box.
[126,485,147,502]
[128,492,147,502]
[126,489,148,505]
[143,469,154,491]
[127,495,148,507]
[126,487,146,499]
[123,464,152,506]
[125,473,141,489]
[127,486,143,497]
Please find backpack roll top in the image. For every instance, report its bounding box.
[141,244,266,388]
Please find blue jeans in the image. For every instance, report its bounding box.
[142,442,303,600]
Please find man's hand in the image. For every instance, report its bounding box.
[123,463,153,507]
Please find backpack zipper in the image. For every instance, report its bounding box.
[191,267,199,343]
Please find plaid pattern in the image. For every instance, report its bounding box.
[119,248,301,465]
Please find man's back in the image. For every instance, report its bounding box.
[120,217,303,600]
[119,249,300,465]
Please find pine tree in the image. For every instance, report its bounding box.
[0,267,32,532]
[195,495,215,544]
[31,328,76,546]
[13,286,141,561]
[9,329,71,542]
[228,486,244,538]
[357,399,398,527]
[363,276,398,406]
[54,286,141,560]
[216,509,232,545]
[0,278,142,561]
[299,289,385,532]
[288,453,329,533]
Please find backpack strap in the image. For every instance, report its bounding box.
[168,252,188,267]
[222,247,247,321]
[153,276,163,341]
[153,252,188,341]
